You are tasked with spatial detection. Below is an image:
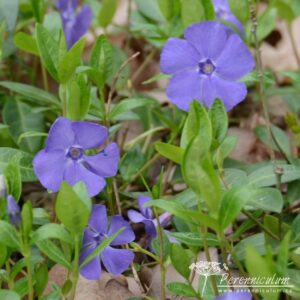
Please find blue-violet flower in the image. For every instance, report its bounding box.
[213,0,244,35]
[6,195,21,226]
[57,0,93,49]
[128,195,176,243]
[160,21,255,111]
[33,117,119,197]
[79,204,135,280]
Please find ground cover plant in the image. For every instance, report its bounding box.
[0,0,300,299]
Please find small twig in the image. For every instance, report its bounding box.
[112,179,122,215]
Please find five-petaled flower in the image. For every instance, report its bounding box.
[128,195,176,243]
[160,21,255,111]
[33,117,119,197]
[215,291,252,300]
[213,0,244,35]
[6,195,21,226]
[57,0,93,49]
[79,204,135,280]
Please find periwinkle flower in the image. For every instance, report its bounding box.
[57,0,93,49]
[6,195,21,226]
[33,117,119,197]
[215,291,252,300]
[128,195,175,242]
[79,205,135,280]
[160,21,255,111]
[213,0,244,35]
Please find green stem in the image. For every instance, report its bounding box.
[5,261,13,289]
[41,64,49,92]
[154,208,166,300]
[69,236,80,300]
[201,226,219,296]
[25,252,34,300]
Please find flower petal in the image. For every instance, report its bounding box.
[211,76,247,110]
[82,228,96,247]
[215,291,252,300]
[63,161,106,196]
[101,247,134,276]
[88,204,107,234]
[166,70,202,111]
[201,76,218,107]
[46,117,75,151]
[160,38,200,75]
[57,0,77,11]
[33,150,66,192]
[107,216,135,246]
[83,143,119,177]
[70,5,93,47]
[72,121,108,150]
[143,220,156,237]
[128,210,146,223]
[216,33,254,80]
[79,244,102,280]
[138,195,153,219]
[184,21,228,60]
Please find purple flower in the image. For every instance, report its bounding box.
[79,205,135,280]
[57,0,93,49]
[213,0,244,35]
[33,117,119,197]
[215,291,252,300]
[128,195,175,242]
[6,195,21,226]
[160,21,255,111]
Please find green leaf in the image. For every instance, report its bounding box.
[246,187,283,213]
[245,246,278,300]
[0,290,20,300]
[155,142,183,165]
[66,80,81,120]
[219,185,255,230]
[4,155,21,200]
[0,81,60,106]
[157,0,173,20]
[170,244,192,279]
[89,35,113,89]
[120,145,145,181]
[36,240,71,269]
[255,125,291,157]
[202,0,215,20]
[248,164,300,187]
[3,99,45,153]
[0,0,19,32]
[169,232,219,247]
[55,182,91,236]
[257,7,277,42]
[223,168,248,187]
[109,98,154,120]
[145,199,219,231]
[167,282,196,297]
[277,231,291,276]
[0,243,7,267]
[14,32,39,56]
[36,23,59,81]
[234,233,265,260]
[181,100,212,149]
[0,220,20,249]
[181,0,205,27]
[209,99,228,149]
[0,148,35,182]
[34,263,48,297]
[17,131,48,144]
[21,201,33,240]
[98,0,119,28]
[182,134,221,213]
[58,38,85,84]
[30,223,73,245]
[80,228,124,268]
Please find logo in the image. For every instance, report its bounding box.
[189,261,293,296]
